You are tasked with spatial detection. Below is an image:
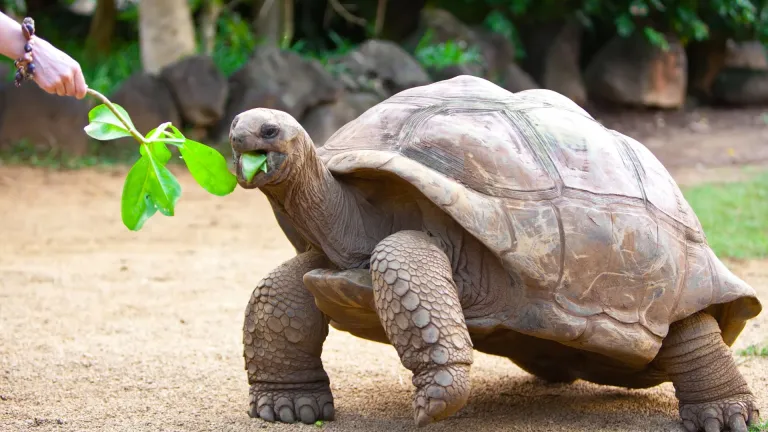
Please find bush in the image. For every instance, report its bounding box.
[461,0,768,49]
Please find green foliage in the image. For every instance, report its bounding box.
[738,344,768,357]
[84,104,136,141]
[683,171,768,259]
[468,0,768,50]
[586,0,768,47]
[0,139,109,169]
[483,10,526,59]
[290,31,356,65]
[750,419,768,432]
[414,29,482,70]
[84,43,141,95]
[209,7,257,76]
[84,92,237,231]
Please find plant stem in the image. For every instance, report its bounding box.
[86,88,146,144]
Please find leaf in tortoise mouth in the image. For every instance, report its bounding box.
[241,153,268,182]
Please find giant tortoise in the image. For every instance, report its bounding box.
[229,75,762,431]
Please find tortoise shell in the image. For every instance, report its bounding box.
[313,75,762,367]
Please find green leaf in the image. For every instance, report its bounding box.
[240,152,268,182]
[644,27,671,51]
[121,156,157,231]
[178,139,237,196]
[615,14,636,37]
[145,146,182,216]
[167,124,187,139]
[140,138,172,165]
[145,122,172,142]
[83,103,136,141]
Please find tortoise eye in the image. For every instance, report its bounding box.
[260,123,280,139]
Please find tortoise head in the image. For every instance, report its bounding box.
[229,108,314,189]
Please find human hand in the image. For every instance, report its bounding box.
[28,36,87,99]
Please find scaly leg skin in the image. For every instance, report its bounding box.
[370,230,473,427]
[654,312,761,432]
[243,251,335,424]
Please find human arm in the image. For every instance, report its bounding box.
[0,12,87,99]
[0,12,27,59]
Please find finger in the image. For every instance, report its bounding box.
[73,68,86,99]
[61,74,74,98]
[54,80,66,97]
[729,414,748,432]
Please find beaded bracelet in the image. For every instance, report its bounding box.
[13,17,36,87]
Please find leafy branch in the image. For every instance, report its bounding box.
[83,88,238,231]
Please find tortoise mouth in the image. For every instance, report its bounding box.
[235,150,286,189]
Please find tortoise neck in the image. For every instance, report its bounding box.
[264,150,383,269]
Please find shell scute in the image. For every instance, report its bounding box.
[555,204,684,339]
[521,107,645,200]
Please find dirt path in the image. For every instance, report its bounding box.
[1,111,767,432]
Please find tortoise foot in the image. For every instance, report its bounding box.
[248,381,335,425]
[412,364,470,427]
[679,395,760,432]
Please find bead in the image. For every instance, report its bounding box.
[26,63,35,75]
[15,71,22,82]
[24,43,31,53]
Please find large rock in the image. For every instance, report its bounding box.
[0,83,90,156]
[337,40,431,97]
[411,8,480,49]
[584,33,687,108]
[711,68,768,105]
[686,38,727,98]
[160,55,228,128]
[501,63,540,93]
[430,63,484,82]
[519,20,587,106]
[211,45,342,143]
[724,40,768,70]
[110,73,181,137]
[301,93,380,147]
[474,28,517,83]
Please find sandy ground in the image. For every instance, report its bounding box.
[1,110,768,432]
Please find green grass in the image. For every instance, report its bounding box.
[683,171,768,259]
[750,419,768,432]
[0,139,135,169]
[738,344,768,357]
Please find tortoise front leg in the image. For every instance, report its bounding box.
[243,251,335,424]
[370,230,473,427]
[654,312,760,432]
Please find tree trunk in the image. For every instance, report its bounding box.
[200,0,223,56]
[374,0,387,37]
[253,0,294,48]
[86,0,117,56]
[138,0,197,75]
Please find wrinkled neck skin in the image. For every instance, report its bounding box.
[262,147,387,270]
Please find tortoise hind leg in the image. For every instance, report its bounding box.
[653,312,760,432]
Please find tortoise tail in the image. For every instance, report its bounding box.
[704,247,762,346]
